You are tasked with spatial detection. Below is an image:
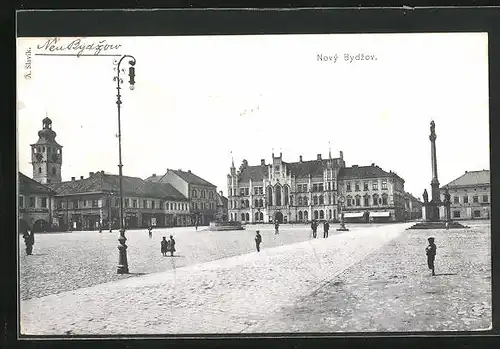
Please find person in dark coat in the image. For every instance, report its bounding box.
[323,221,330,238]
[22,230,34,255]
[311,221,317,238]
[148,225,153,238]
[161,236,168,256]
[425,237,437,276]
[255,230,262,252]
[169,235,176,256]
[274,221,280,235]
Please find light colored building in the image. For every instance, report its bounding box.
[146,169,218,226]
[48,171,190,230]
[18,172,55,232]
[227,152,407,224]
[403,192,424,221]
[440,170,490,220]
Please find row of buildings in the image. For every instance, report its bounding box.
[19,118,226,232]
[19,118,490,232]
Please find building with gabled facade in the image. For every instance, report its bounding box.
[227,151,407,224]
[146,169,218,226]
[18,172,56,232]
[47,171,190,230]
[403,192,424,221]
[215,191,229,222]
[440,170,490,220]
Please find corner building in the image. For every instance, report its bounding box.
[227,152,407,224]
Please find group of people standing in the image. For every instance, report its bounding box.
[310,220,330,238]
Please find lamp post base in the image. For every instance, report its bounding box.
[337,222,349,231]
[117,228,129,274]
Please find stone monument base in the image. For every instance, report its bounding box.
[207,221,245,231]
[407,221,469,230]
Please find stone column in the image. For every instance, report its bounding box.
[429,121,440,203]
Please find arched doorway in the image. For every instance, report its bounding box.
[314,210,319,220]
[33,219,48,233]
[275,211,283,224]
[304,211,308,221]
[275,185,282,206]
[298,211,303,221]
[267,186,273,206]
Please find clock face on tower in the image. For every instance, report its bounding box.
[52,153,58,162]
[35,153,43,162]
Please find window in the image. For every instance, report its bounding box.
[473,196,479,203]
[73,199,79,209]
[319,183,324,192]
[382,196,388,205]
[381,180,387,190]
[240,188,245,195]
[346,182,351,192]
[372,195,379,205]
[474,210,481,218]
[115,199,119,207]
[40,198,47,208]
[483,195,489,203]
[245,188,249,196]
[328,182,331,191]
[319,195,324,205]
[125,199,130,208]
[319,210,324,219]
[331,196,336,205]
[171,203,174,210]
[92,200,99,208]
[83,200,87,207]
[463,196,469,204]
[290,196,293,205]
[313,196,318,205]
[303,184,308,192]
[38,167,42,174]
[143,200,148,208]
[56,200,62,209]
[192,189,197,198]
[152,201,156,209]
[364,182,369,191]
[355,182,360,192]
[355,196,361,206]
[364,196,370,206]
[160,201,164,209]
[254,187,259,195]
[19,196,24,208]
[453,210,461,218]
[372,181,378,190]
[133,199,138,208]
[259,187,263,195]
[241,213,245,221]
[312,184,318,192]
[297,185,302,193]
[454,196,459,204]
[304,197,308,205]
[347,198,352,206]
[298,197,303,205]
[255,199,259,207]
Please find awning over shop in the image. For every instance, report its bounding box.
[370,211,391,217]
[344,212,364,218]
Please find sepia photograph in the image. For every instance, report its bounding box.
[17,32,491,336]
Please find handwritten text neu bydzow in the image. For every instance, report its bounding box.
[37,38,122,57]
[317,53,377,63]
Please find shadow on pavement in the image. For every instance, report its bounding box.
[434,273,458,276]
[128,272,147,276]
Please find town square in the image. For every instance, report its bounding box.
[17,33,491,335]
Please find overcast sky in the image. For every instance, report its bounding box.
[17,33,489,198]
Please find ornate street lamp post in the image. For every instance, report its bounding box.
[113,55,136,274]
[337,195,349,231]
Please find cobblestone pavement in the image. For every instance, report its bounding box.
[255,220,491,333]
[20,223,411,335]
[19,223,388,300]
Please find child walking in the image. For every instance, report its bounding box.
[425,237,437,276]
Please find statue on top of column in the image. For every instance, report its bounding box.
[430,120,436,135]
[423,189,429,203]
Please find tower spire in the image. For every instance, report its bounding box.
[230,150,234,168]
[328,141,332,159]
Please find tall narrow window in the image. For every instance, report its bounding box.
[267,186,273,206]
[284,186,289,205]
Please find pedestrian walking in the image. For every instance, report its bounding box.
[425,237,437,276]
[161,236,168,256]
[323,221,330,238]
[148,225,153,238]
[195,222,198,231]
[169,235,176,256]
[274,221,280,235]
[255,230,262,252]
[311,220,317,238]
[22,230,34,255]
[445,221,450,230]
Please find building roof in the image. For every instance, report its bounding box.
[404,192,423,203]
[147,169,216,188]
[46,171,188,200]
[18,172,55,195]
[338,165,392,180]
[442,170,490,188]
[237,165,269,182]
[216,191,228,207]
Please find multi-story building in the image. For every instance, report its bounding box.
[18,172,55,232]
[47,171,190,230]
[146,169,218,226]
[337,164,406,222]
[215,190,228,222]
[440,170,490,220]
[403,192,424,221]
[227,152,407,224]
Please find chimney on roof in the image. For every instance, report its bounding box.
[317,154,322,160]
[71,177,75,181]
[188,170,191,173]
[465,171,468,173]
[89,172,94,177]
[339,151,343,159]
[261,159,265,165]
[371,163,375,166]
[353,165,358,168]
[80,176,84,180]
[101,170,104,174]
[152,173,156,177]
[280,152,282,157]
[219,190,223,196]
[299,155,303,162]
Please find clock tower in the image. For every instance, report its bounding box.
[31,117,63,184]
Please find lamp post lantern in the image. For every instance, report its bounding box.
[337,195,349,231]
[113,55,136,274]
